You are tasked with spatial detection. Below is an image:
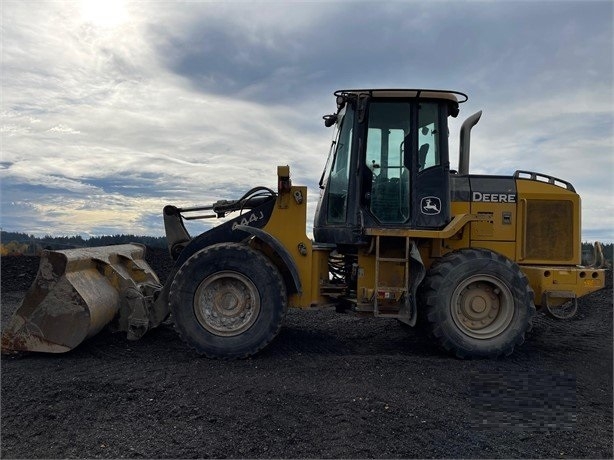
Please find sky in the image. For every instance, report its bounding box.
[1,0,612,242]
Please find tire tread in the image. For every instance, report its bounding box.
[169,242,286,359]
[420,248,535,359]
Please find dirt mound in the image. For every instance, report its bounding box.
[1,255,40,292]
[1,253,612,458]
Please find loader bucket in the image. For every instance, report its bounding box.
[1,244,160,354]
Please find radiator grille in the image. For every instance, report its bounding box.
[526,200,573,261]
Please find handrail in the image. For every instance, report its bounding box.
[514,170,576,192]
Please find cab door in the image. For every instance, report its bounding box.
[410,101,451,229]
[361,99,451,229]
[364,101,411,225]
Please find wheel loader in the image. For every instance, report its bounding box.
[1,89,607,358]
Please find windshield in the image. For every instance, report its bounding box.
[319,104,355,223]
[319,106,347,189]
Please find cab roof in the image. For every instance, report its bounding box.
[334,88,468,103]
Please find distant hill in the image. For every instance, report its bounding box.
[1,230,166,255]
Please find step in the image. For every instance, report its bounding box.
[377,257,407,263]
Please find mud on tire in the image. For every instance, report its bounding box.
[421,248,535,358]
[169,242,287,358]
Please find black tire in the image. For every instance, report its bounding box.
[421,248,535,358]
[169,242,287,358]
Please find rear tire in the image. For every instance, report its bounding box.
[169,243,287,358]
[421,249,535,358]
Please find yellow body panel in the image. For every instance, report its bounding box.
[260,184,329,308]
[469,202,516,241]
[515,179,581,265]
[522,265,605,307]
[356,250,405,306]
[357,251,377,303]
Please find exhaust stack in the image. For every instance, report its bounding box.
[458,110,482,175]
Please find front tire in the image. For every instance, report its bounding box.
[421,249,535,358]
[169,243,287,358]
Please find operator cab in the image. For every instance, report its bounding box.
[314,89,466,245]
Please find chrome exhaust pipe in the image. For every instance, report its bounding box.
[458,110,482,175]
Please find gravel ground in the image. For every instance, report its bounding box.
[1,249,612,459]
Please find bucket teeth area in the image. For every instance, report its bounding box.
[1,244,160,354]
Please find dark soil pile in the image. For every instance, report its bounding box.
[1,255,40,292]
[1,251,612,459]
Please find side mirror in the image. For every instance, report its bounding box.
[323,114,337,127]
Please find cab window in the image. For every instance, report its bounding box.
[365,101,411,223]
[418,102,441,171]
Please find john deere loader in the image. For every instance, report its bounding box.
[1,89,606,358]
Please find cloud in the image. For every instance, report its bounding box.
[152,2,612,105]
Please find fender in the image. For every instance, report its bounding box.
[172,198,276,268]
[233,225,302,295]
[156,199,277,314]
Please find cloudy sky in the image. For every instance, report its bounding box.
[1,0,612,242]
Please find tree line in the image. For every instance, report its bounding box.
[0,230,611,264]
[0,231,167,256]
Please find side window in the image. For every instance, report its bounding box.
[418,103,440,171]
[326,107,355,223]
[366,102,411,223]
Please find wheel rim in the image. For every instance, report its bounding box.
[193,271,260,337]
[450,274,515,339]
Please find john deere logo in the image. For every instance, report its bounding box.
[421,196,441,215]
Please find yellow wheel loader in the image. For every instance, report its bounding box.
[2,89,607,358]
